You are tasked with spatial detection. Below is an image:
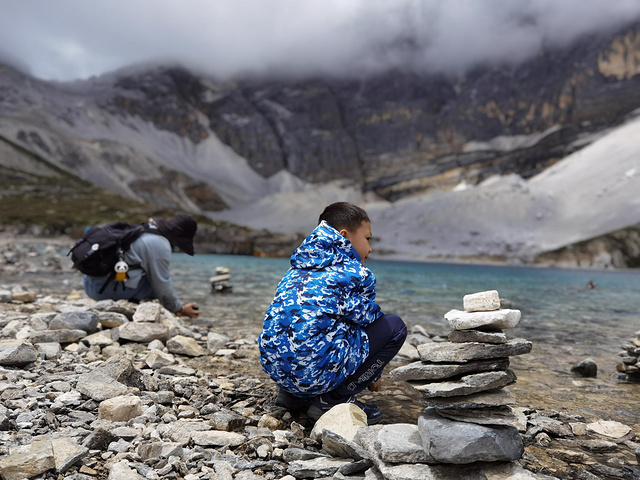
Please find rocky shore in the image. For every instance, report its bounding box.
[1,236,640,479]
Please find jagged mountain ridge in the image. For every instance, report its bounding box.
[2,22,640,263]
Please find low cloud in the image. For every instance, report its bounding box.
[1,0,639,81]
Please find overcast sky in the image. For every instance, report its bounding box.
[1,0,639,82]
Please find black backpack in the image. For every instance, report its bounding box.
[68,222,152,278]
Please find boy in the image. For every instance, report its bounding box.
[258,202,406,424]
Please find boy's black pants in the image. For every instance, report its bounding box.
[327,313,407,402]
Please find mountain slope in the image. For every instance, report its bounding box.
[212,113,640,265]
[2,23,640,264]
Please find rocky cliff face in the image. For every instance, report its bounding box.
[104,22,640,202]
[534,224,640,269]
[2,22,640,263]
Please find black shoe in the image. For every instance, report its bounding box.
[275,387,313,412]
[306,395,382,425]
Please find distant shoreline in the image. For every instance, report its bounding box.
[2,230,636,273]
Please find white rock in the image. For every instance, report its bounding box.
[118,322,171,342]
[148,339,165,350]
[56,391,83,406]
[145,350,175,369]
[166,335,204,357]
[215,348,236,356]
[108,460,145,480]
[586,420,631,438]
[0,439,55,480]
[463,290,501,312]
[83,329,118,347]
[310,403,367,442]
[207,332,230,354]
[98,312,129,329]
[51,438,89,473]
[133,302,162,323]
[397,343,420,361]
[98,395,144,422]
[191,430,245,447]
[35,342,62,359]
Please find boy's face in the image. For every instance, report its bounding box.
[340,221,372,263]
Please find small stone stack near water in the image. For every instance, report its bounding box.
[390,289,532,464]
[616,330,640,382]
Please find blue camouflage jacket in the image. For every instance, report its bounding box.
[258,221,383,397]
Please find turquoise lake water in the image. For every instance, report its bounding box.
[168,254,640,424]
[171,254,640,353]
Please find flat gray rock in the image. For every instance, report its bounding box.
[282,448,331,462]
[423,388,517,408]
[418,408,524,464]
[408,370,517,398]
[0,439,55,480]
[0,340,37,366]
[156,420,212,445]
[375,423,433,464]
[287,457,354,478]
[191,430,245,447]
[28,329,87,344]
[418,338,532,363]
[355,426,440,479]
[435,406,521,427]
[321,430,370,461]
[445,308,521,330]
[49,311,99,333]
[118,322,171,342]
[448,329,508,344]
[51,438,89,473]
[97,311,129,328]
[389,358,509,381]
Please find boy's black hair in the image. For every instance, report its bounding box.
[318,202,370,233]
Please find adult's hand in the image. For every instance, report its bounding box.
[177,303,200,319]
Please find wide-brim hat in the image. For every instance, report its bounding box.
[153,213,198,256]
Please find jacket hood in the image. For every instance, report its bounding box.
[291,221,360,269]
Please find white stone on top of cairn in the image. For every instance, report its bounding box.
[463,290,501,312]
[445,309,521,331]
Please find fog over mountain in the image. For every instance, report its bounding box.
[2,3,640,267]
[1,0,640,81]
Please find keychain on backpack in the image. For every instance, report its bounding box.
[113,246,130,290]
[114,260,129,283]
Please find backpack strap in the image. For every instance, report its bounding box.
[96,223,163,294]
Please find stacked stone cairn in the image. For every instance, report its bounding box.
[389,289,533,465]
[209,266,233,293]
[616,329,640,382]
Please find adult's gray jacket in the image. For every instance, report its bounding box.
[82,228,182,313]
